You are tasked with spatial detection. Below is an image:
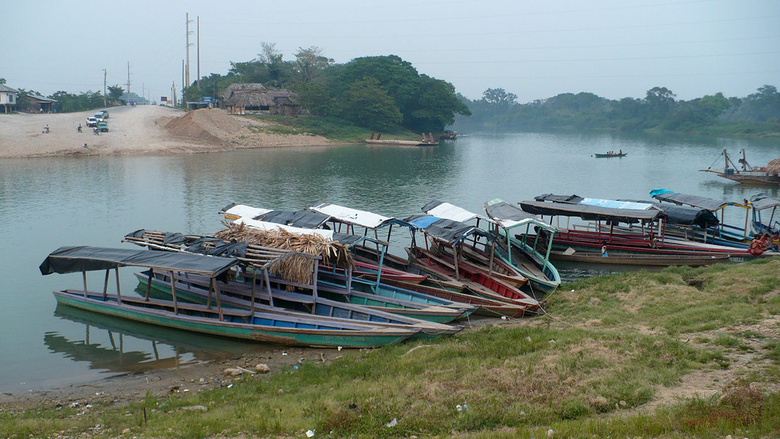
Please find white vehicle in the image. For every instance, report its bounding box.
[86,117,98,127]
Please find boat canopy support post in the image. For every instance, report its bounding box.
[169,270,178,315]
[102,269,110,299]
[82,270,88,298]
[114,267,121,303]
[144,268,153,301]
[211,277,224,321]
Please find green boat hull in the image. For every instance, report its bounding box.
[54,290,415,348]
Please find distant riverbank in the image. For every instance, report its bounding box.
[0,106,331,158]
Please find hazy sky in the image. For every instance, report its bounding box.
[4,0,779,103]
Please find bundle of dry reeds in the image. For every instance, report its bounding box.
[766,158,780,175]
[214,222,354,285]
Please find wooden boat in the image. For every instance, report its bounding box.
[700,148,780,186]
[124,229,472,323]
[40,246,417,348]
[594,152,626,158]
[135,270,462,337]
[750,193,780,235]
[419,201,530,289]
[521,195,778,261]
[650,189,751,247]
[365,132,438,147]
[484,198,561,296]
[550,249,730,266]
[403,212,539,311]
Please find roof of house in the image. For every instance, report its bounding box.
[221,83,266,100]
[28,94,58,103]
[0,84,20,93]
[223,86,297,108]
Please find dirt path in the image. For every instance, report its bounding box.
[0,106,330,158]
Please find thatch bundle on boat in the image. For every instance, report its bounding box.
[766,158,780,175]
[214,222,354,285]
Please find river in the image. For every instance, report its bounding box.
[1,130,778,393]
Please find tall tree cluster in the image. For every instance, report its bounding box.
[456,85,780,134]
[187,48,470,133]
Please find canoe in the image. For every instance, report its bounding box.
[407,246,539,311]
[54,289,417,348]
[134,270,461,337]
[549,249,731,266]
[41,246,417,348]
[594,152,626,158]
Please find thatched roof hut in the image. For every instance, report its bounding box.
[766,158,780,175]
[222,83,300,116]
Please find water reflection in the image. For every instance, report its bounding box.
[48,304,276,376]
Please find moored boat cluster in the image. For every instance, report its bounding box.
[40,192,779,348]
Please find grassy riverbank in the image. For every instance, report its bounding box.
[3,259,779,438]
[246,114,424,144]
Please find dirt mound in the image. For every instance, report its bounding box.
[164,108,250,146]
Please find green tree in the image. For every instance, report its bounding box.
[294,46,333,83]
[292,82,334,116]
[341,78,402,131]
[404,75,470,132]
[482,88,517,107]
[0,78,6,85]
[108,85,124,103]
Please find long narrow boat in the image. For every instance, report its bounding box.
[404,213,539,311]
[41,246,417,348]
[125,229,472,323]
[700,148,780,186]
[483,199,561,297]
[750,193,780,235]
[521,195,778,261]
[550,249,730,266]
[650,189,751,247]
[134,270,461,337]
[419,200,530,288]
[594,152,627,158]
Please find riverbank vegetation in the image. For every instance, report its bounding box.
[456,84,780,137]
[3,259,778,438]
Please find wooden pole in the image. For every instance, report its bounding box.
[212,277,224,321]
[169,270,178,315]
[115,267,121,303]
[145,268,153,301]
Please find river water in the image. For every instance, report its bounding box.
[1,131,778,393]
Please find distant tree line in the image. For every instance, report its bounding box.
[456,85,780,136]
[186,44,470,133]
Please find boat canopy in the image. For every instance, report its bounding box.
[484,199,555,232]
[535,194,584,204]
[40,246,238,277]
[405,214,489,245]
[650,190,749,211]
[421,200,484,223]
[579,198,655,210]
[220,203,272,220]
[309,203,412,230]
[520,200,662,223]
[649,203,718,227]
[256,210,331,229]
[750,193,780,211]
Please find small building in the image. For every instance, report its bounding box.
[0,84,19,113]
[28,94,58,113]
[221,83,300,116]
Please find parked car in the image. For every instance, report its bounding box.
[98,121,109,132]
[97,110,109,119]
[86,117,98,127]
[94,112,106,122]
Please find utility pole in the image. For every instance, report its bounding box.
[197,16,200,90]
[127,62,131,106]
[102,69,107,106]
[185,13,193,92]
[181,59,185,107]
[172,81,176,107]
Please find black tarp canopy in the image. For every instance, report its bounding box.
[256,210,331,229]
[651,203,718,227]
[651,191,746,211]
[40,246,238,277]
[405,215,489,244]
[520,200,662,223]
[534,194,584,204]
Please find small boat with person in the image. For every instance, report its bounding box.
[594,150,626,158]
